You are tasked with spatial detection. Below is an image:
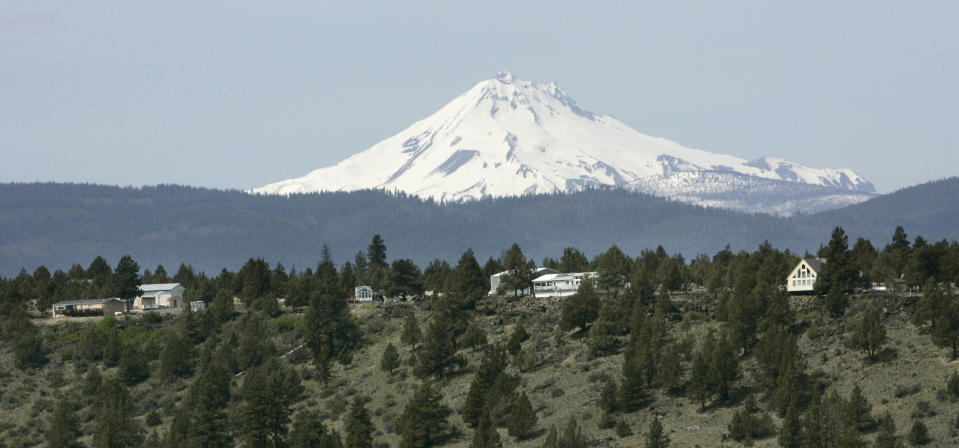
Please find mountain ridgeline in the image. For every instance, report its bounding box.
[1,178,958,276]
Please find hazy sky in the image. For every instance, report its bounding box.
[2,1,956,193]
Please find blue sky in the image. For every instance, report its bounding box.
[1,1,956,193]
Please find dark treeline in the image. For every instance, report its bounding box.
[2,177,959,277]
[2,226,959,446]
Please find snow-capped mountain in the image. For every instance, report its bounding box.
[250,71,876,215]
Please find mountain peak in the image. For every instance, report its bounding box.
[494,69,515,84]
[250,73,875,214]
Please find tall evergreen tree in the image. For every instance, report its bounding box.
[469,407,502,448]
[451,249,487,300]
[47,398,82,448]
[463,344,510,426]
[778,401,802,448]
[850,307,887,361]
[644,419,669,448]
[500,243,532,296]
[506,322,529,356]
[93,377,143,448]
[367,235,387,268]
[708,331,738,403]
[239,359,303,447]
[560,280,600,332]
[290,410,342,448]
[380,342,401,374]
[874,412,903,448]
[506,392,537,440]
[401,312,422,349]
[557,417,587,448]
[345,397,374,448]
[398,381,452,448]
[188,345,233,447]
[413,310,465,378]
[305,290,360,379]
[815,227,856,294]
[114,254,142,311]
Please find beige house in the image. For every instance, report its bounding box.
[52,298,125,318]
[787,258,822,293]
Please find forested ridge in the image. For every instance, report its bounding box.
[1,177,958,276]
[2,228,959,446]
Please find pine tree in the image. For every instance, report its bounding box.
[47,398,81,448]
[543,426,558,448]
[462,321,488,350]
[655,343,683,393]
[398,381,452,448]
[305,290,360,379]
[688,347,711,410]
[114,254,142,311]
[401,312,422,349]
[12,313,47,369]
[469,407,502,448]
[451,249,487,300]
[290,410,342,448]
[844,384,874,431]
[778,401,802,448]
[874,412,904,448]
[587,300,620,356]
[506,322,529,356]
[506,392,537,440]
[500,243,532,296]
[463,344,510,426]
[345,397,374,448]
[907,420,930,446]
[707,332,738,403]
[93,377,144,448]
[367,235,387,268]
[380,342,401,374]
[558,417,587,448]
[414,310,465,378]
[239,359,303,447]
[159,333,195,380]
[118,344,149,386]
[815,227,857,295]
[645,419,669,448]
[560,280,600,332]
[188,345,233,447]
[599,377,619,413]
[851,307,887,361]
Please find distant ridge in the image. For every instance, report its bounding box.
[251,71,875,215]
[2,178,957,276]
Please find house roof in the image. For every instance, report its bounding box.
[494,267,559,278]
[52,298,123,307]
[139,283,182,292]
[803,258,823,272]
[533,272,597,283]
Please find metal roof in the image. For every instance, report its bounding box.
[139,283,182,292]
[52,297,123,307]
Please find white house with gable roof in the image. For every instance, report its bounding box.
[133,283,186,310]
[532,272,599,298]
[786,258,823,293]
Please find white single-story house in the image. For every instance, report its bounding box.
[354,285,374,302]
[52,298,125,318]
[786,258,822,293]
[532,272,599,298]
[489,267,559,296]
[190,301,207,312]
[133,283,186,310]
